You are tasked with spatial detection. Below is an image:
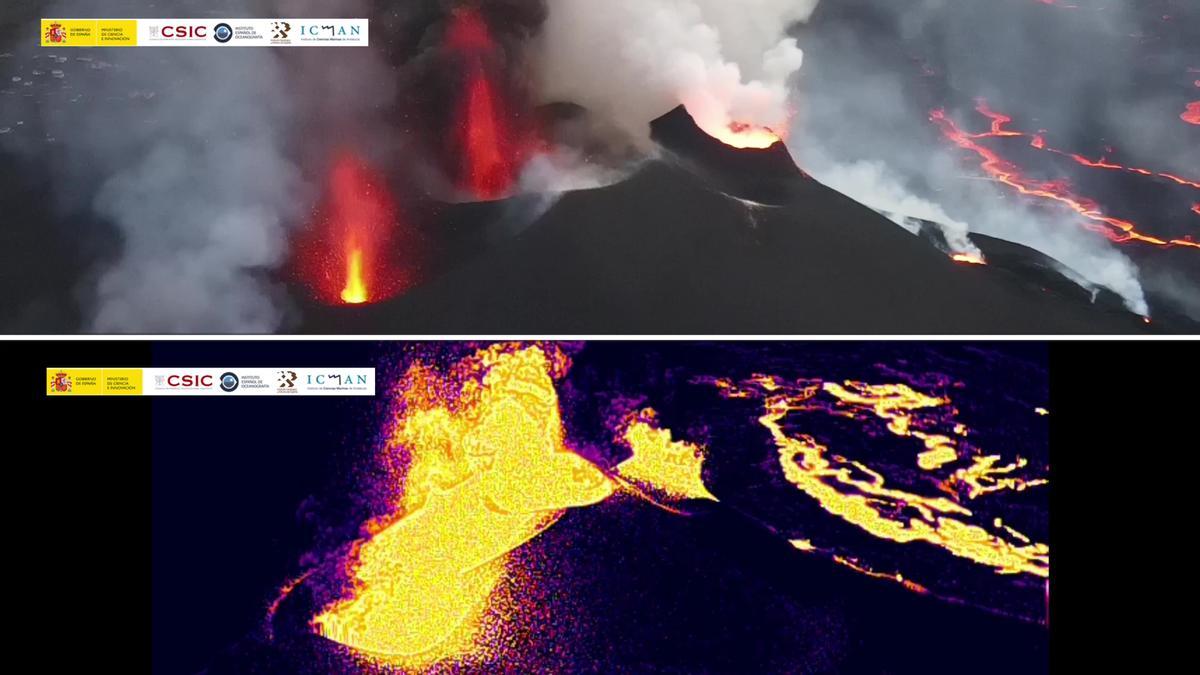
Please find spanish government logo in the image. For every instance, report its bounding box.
[49,371,72,392]
[44,22,67,44]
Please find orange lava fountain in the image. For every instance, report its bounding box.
[295,150,416,305]
[445,8,537,200]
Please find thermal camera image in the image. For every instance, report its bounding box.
[152,341,1049,673]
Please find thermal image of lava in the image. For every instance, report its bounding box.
[309,344,720,670]
[263,344,1049,671]
[705,374,1049,579]
[931,101,1199,250]
[312,345,615,668]
[616,408,718,503]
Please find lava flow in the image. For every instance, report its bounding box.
[931,100,1199,250]
[445,8,538,200]
[306,344,717,670]
[952,253,988,266]
[704,374,1049,580]
[1183,101,1200,126]
[295,151,416,306]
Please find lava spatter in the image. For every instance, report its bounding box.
[295,150,418,306]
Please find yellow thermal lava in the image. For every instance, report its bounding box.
[617,409,718,502]
[823,382,962,471]
[312,345,614,668]
[792,539,930,595]
[311,345,723,669]
[946,455,1049,500]
[917,445,959,470]
[340,248,368,304]
[708,377,1048,579]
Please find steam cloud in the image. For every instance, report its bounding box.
[537,0,820,146]
[1,0,393,332]
[787,0,1200,317]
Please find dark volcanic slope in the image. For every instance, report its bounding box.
[301,109,1150,334]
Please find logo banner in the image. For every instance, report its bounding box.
[41,19,369,47]
[47,368,376,396]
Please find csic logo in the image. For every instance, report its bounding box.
[213,23,233,43]
[44,22,67,44]
[220,372,239,392]
[277,370,298,389]
[271,21,291,40]
[49,371,72,392]
[150,24,208,39]
[161,373,214,388]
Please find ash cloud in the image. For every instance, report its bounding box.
[787,0,1200,317]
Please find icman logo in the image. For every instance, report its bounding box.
[44,23,67,43]
[50,371,72,392]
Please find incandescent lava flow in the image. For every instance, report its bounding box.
[700,119,785,150]
[293,151,418,306]
[444,7,541,201]
[1183,101,1200,126]
[932,100,1199,250]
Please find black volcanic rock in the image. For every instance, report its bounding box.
[298,109,1152,334]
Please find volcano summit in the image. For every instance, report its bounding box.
[298,106,1177,335]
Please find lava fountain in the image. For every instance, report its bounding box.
[295,150,416,306]
[445,8,539,201]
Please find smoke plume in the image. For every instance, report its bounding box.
[788,0,1199,317]
[536,0,820,146]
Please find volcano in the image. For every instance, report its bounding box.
[298,105,1182,334]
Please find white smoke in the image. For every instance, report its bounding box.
[536,0,820,145]
[787,1,1160,317]
[805,156,981,258]
[0,0,308,332]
